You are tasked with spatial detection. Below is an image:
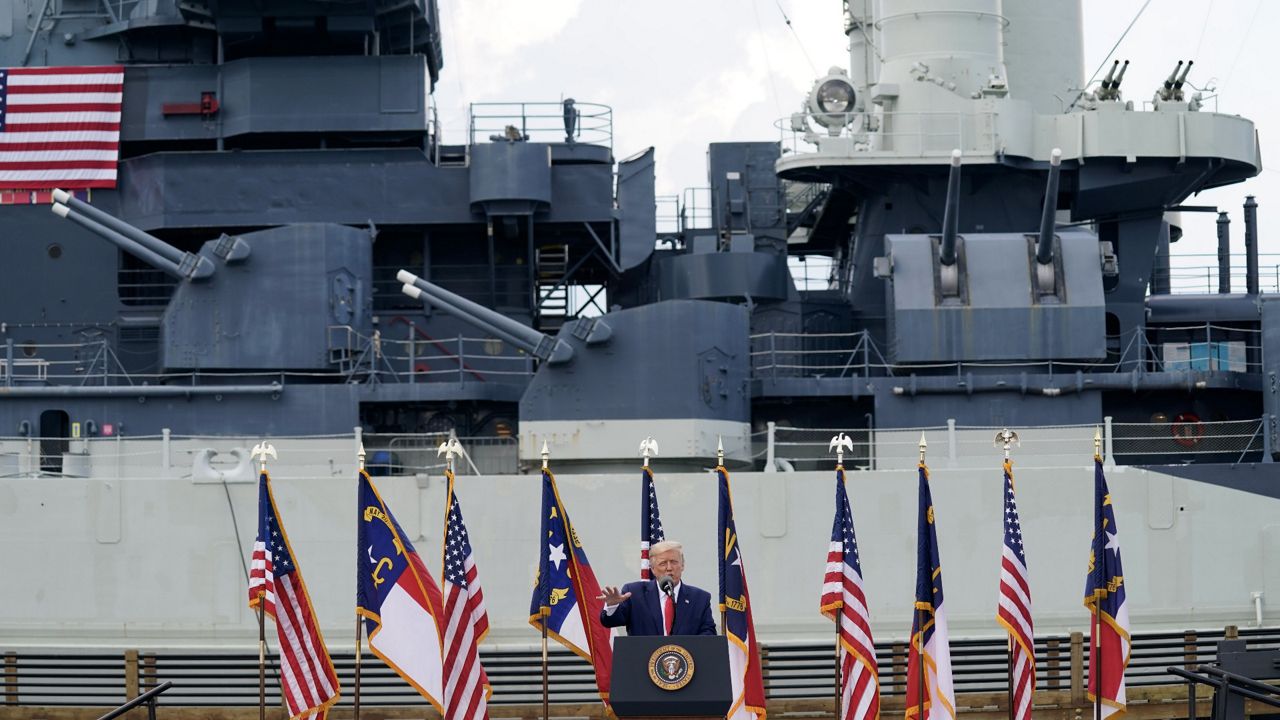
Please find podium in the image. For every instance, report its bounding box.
[610,635,732,719]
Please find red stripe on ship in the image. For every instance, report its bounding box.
[3,179,118,189]
[4,103,122,113]
[7,67,123,75]
[0,161,118,170]
[0,123,122,133]
[0,141,119,152]
[4,84,124,94]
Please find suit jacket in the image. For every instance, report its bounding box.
[599,579,717,636]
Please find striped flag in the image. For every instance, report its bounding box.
[0,66,123,189]
[640,467,666,579]
[441,469,492,720]
[1084,457,1130,719]
[529,468,614,704]
[905,462,954,720]
[248,472,341,720]
[357,470,447,710]
[996,458,1035,720]
[821,466,880,720]
[717,465,767,720]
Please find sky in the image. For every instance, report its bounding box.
[430,0,1278,267]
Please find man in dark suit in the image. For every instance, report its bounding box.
[598,540,717,636]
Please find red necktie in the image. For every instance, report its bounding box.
[663,592,675,636]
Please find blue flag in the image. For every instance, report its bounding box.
[716,466,766,720]
[528,468,613,701]
[906,463,954,720]
[1083,457,1130,718]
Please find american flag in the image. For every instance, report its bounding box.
[996,459,1035,720]
[1084,457,1130,720]
[821,467,880,720]
[441,470,492,720]
[717,466,767,720]
[905,462,955,720]
[0,66,123,189]
[640,467,665,579]
[248,472,341,720]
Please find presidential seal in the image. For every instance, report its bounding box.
[648,644,695,691]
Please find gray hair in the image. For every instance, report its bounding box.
[649,540,684,557]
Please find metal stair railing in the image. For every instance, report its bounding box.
[93,681,173,720]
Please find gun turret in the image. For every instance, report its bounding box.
[939,149,962,267]
[1097,60,1129,101]
[50,189,215,281]
[397,270,577,364]
[1157,60,1193,102]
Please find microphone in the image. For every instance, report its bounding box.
[656,575,675,597]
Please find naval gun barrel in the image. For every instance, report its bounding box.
[1114,60,1130,87]
[1174,60,1194,90]
[1163,61,1184,92]
[1100,60,1119,90]
[1035,149,1063,266]
[397,270,574,364]
[50,189,215,281]
[939,149,962,267]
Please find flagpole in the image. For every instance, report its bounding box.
[996,430,1018,720]
[541,441,552,720]
[717,437,727,637]
[917,434,927,720]
[1093,429,1103,720]
[437,436,463,720]
[250,442,275,720]
[354,442,366,720]
[829,433,852,720]
[257,602,266,720]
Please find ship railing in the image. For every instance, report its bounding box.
[0,414,1267,479]
[761,416,1269,472]
[328,326,536,385]
[1152,252,1280,295]
[1,626,1274,708]
[777,110,1000,159]
[751,325,1265,380]
[679,187,714,232]
[468,101,612,149]
[371,433,518,476]
[751,330,893,379]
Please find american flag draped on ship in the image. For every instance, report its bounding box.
[640,466,665,579]
[820,466,881,720]
[996,459,1035,720]
[248,472,341,720]
[0,66,123,190]
[1084,458,1130,720]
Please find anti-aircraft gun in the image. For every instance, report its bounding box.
[397,270,753,470]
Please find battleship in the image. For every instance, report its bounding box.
[0,0,1277,716]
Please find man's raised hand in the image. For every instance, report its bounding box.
[598,585,632,605]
